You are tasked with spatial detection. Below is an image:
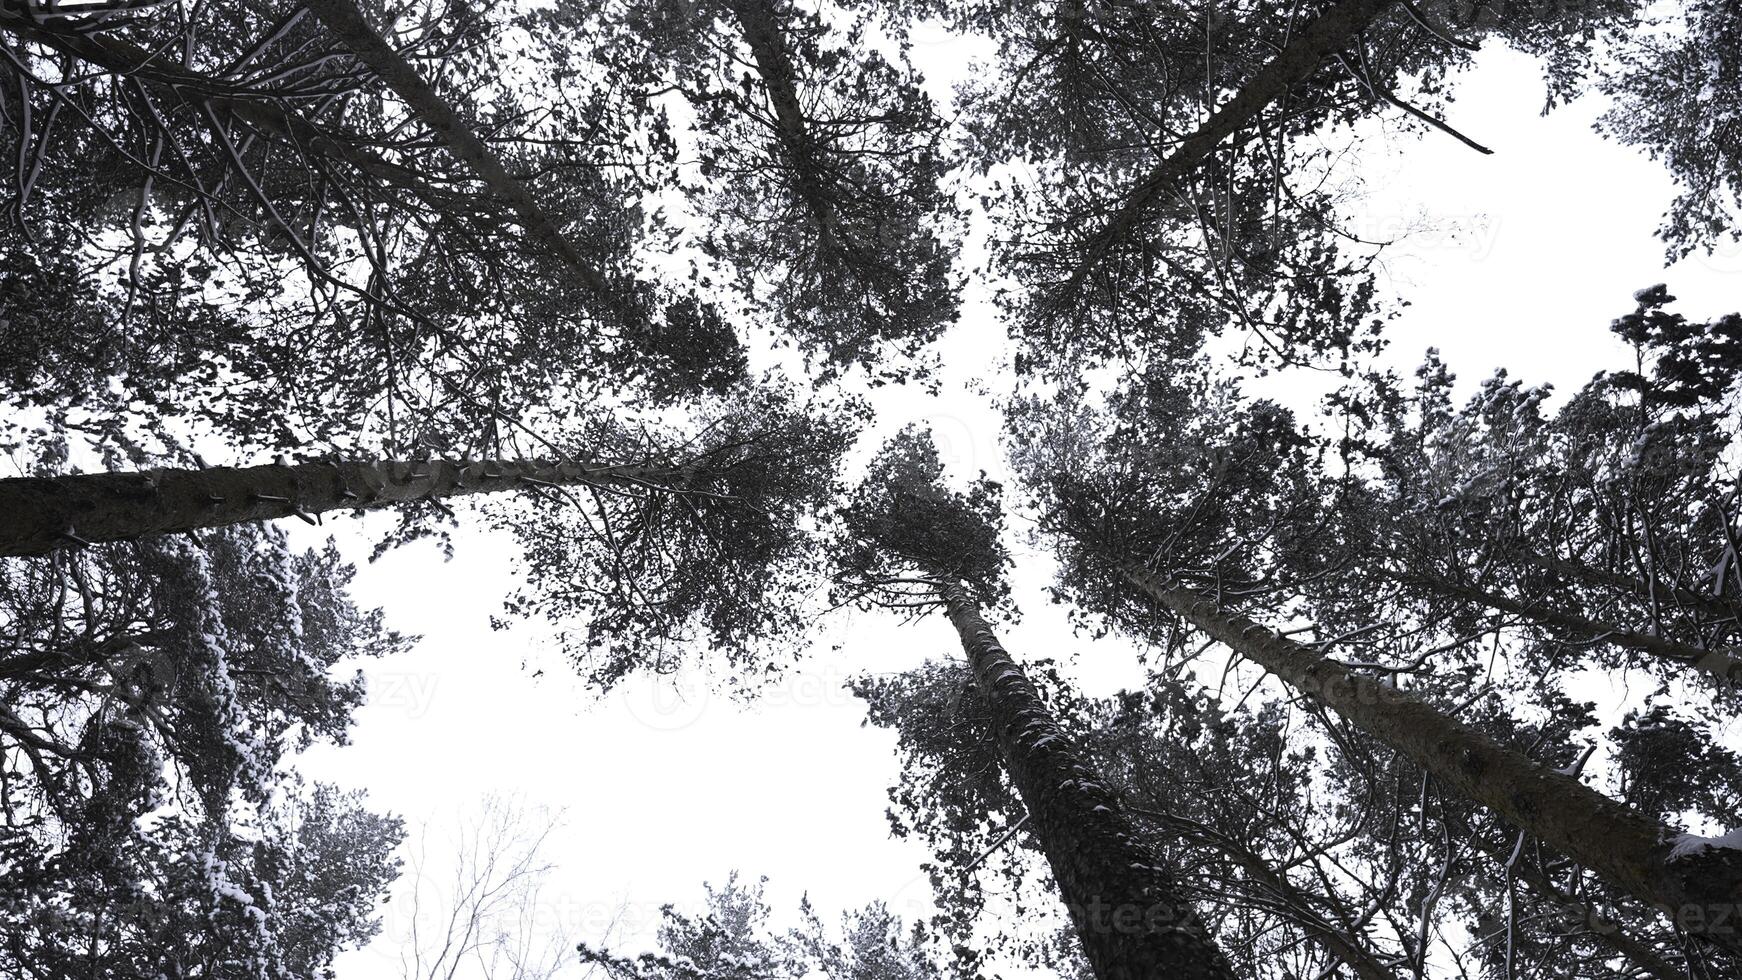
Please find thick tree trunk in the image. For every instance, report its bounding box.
[937,582,1236,980]
[1065,0,1396,293]
[0,458,678,557]
[1393,570,1742,680]
[1119,564,1742,954]
[303,0,608,292]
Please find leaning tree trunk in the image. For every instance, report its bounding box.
[937,582,1236,980]
[1065,0,1397,293]
[0,458,681,557]
[1467,836,1685,980]
[304,0,608,292]
[1390,570,1742,680]
[724,0,843,250]
[0,14,444,207]
[1118,563,1742,954]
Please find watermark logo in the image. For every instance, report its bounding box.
[619,669,712,732]
[1354,213,1504,263]
[372,671,440,719]
[616,661,867,732]
[1690,235,1742,276]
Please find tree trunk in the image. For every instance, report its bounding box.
[1392,570,1742,680]
[1515,547,1742,628]
[1119,563,1742,954]
[1065,0,1397,293]
[1137,806,1399,980]
[937,582,1236,980]
[723,0,842,251]
[0,13,450,209]
[303,0,608,292]
[0,457,679,557]
[1467,836,1685,980]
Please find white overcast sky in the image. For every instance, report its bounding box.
[298,37,1742,979]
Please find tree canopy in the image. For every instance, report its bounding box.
[5,0,1742,976]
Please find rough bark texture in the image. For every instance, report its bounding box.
[938,582,1236,980]
[1121,564,1742,953]
[1066,0,1396,291]
[1399,572,1742,680]
[304,0,609,291]
[0,458,678,557]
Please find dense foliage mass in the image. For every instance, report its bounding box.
[3,0,1742,976]
[0,505,405,977]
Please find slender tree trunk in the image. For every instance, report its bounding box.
[1515,547,1742,626]
[303,0,609,292]
[1391,569,1742,680]
[937,582,1236,980]
[723,0,842,250]
[1137,806,1399,980]
[1467,836,1685,980]
[1064,0,1396,293]
[0,458,679,557]
[0,13,448,206]
[1118,563,1742,954]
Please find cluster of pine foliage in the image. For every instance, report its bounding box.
[1,0,1740,977]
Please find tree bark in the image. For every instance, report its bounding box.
[937,582,1236,980]
[1119,563,1742,954]
[0,457,680,557]
[303,0,609,292]
[1063,0,1396,294]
